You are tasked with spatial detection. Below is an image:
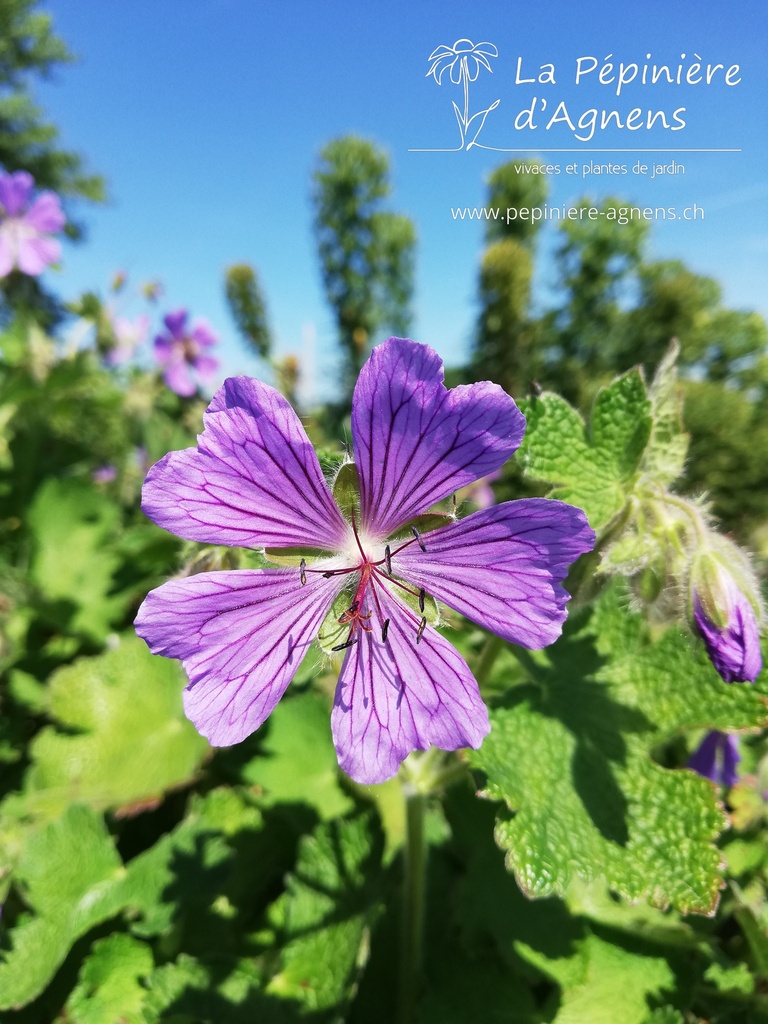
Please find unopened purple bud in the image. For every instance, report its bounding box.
[691,558,762,683]
[688,730,740,788]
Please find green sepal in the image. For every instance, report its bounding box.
[332,461,361,519]
[388,512,455,541]
[317,588,358,656]
[264,546,329,567]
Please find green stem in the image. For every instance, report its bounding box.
[474,633,502,685]
[398,784,427,1024]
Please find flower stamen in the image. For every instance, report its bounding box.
[416,616,427,644]
[411,525,427,552]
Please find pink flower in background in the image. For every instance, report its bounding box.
[105,312,150,366]
[0,170,65,278]
[154,309,219,397]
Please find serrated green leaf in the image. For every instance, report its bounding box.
[142,953,267,1023]
[641,340,688,486]
[65,934,153,1024]
[27,477,125,640]
[469,582,768,915]
[23,634,208,815]
[267,812,384,1013]
[518,933,675,1024]
[519,372,652,532]
[241,690,353,820]
[0,805,127,1010]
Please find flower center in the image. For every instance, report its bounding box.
[301,512,429,651]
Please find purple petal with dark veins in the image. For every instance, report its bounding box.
[687,730,740,788]
[393,499,595,649]
[331,583,489,785]
[352,338,525,539]
[142,376,350,550]
[135,567,343,746]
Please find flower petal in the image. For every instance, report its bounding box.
[393,499,595,649]
[0,171,33,216]
[163,309,188,337]
[135,568,342,746]
[142,376,349,549]
[25,192,65,233]
[331,584,489,785]
[163,358,196,396]
[352,338,525,538]
[16,234,60,276]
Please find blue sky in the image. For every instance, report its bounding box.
[37,0,768,401]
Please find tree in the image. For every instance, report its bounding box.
[0,0,104,324]
[483,158,548,247]
[224,263,272,361]
[312,135,415,401]
[471,160,548,392]
[471,238,534,396]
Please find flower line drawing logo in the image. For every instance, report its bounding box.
[426,39,500,150]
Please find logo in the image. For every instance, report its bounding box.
[425,39,500,151]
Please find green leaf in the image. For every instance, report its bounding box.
[519,371,652,531]
[267,812,384,1013]
[469,582,768,915]
[0,805,127,1010]
[24,634,208,815]
[27,477,124,640]
[640,340,688,487]
[65,934,153,1024]
[518,933,676,1024]
[241,690,354,821]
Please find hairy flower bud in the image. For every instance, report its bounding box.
[690,550,762,683]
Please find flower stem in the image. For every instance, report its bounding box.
[474,632,502,685]
[398,782,427,1024]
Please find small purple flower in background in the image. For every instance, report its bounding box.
[688,730,741,788]
[92,465,117,484]
[154,308,219,397]
[691,558,762,683]
[135,338,595,785]
[105,312,150,367]
[0,170,65,278]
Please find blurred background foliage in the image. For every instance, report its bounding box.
[1,3,768,1022]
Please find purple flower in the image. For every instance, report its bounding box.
[135,338,595,785]
[154,309,219,397]
[692,565,762,683]
[92,465,118,484]
[688,730,740,788]
[0,170,65,278]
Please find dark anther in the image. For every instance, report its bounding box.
[416,616,427,644]
[322,571,335,578]
[332,636,359,652]
[338,600,359,623]
[300,558,307,586]
[411,526,427,552]
[418,588,425,613]
[381,618,390,643]
[385,544,392,574]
